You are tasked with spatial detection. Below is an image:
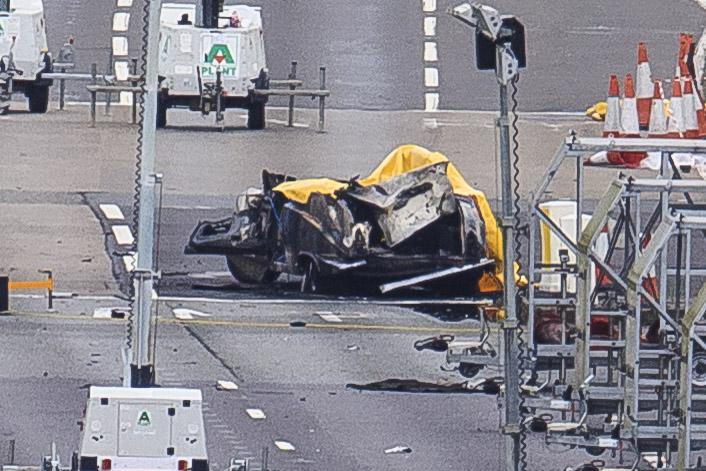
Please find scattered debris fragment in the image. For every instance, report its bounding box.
[172,308,212,320]
[384,446,412,454]
[216,380,239,391]
[346,378,499,394]
[274,440,295,451]
[245,408,266,420]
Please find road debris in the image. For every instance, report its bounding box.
[384,446,412,454]
[274,440,295,451]
[245,408,266,420]
[216,380,239,391]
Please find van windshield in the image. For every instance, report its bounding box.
[0,0,9,12]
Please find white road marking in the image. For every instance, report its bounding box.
[111,225,135,245]
[424,42,438,62]
[123,253,137,272]
[425,92,440,112]
[173,308,211,320]
[246,409,266,420]
[188,271,232,280]
[112,37,129,56]
[216,380,239,391]
[424,17,437,36]
[317,313,342,323]
[424,67,439,87]
[93,307,115,319]
[99,204,124,220]
[274,440,295,451]
[116,0,133,6]
[112,12,130,32]
[422,0,437,12]
[155,295,491,306]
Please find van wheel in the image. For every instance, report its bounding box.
[27,85,49,113]
[226,255,277,284]
[156,94,167,128]
[247,102,265,130]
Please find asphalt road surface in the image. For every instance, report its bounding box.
[41,0,706,111]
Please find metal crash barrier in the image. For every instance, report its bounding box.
[0,270,54,312]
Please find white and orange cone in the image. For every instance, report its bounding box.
[621,73,640,137]
[636,42,653,129]
[677,33,693,78]
[604,74,622,137]
[692,75,706,137]
[666,78,685,138]
[683,77,699,138]
[648,80,669,137]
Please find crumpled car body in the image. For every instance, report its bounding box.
[186,145,504,294]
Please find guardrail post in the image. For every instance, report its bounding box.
[287,60,297,127]
[0,275,8,313]
[90,63,97,127]
[131,57,138,124]
[39,269,53,310]
[318,66,326,133]
[105,52,113,117]
[59,66,66,111]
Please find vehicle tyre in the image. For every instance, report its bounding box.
[156,93,167,128]
[247,102,265,130]
[300,259,319,293]
[226,254,277,284]
[27,84,49,113]
[458,362,482,379]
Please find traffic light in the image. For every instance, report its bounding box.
[475,16,526,70]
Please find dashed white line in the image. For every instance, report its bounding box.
[112,37,129,57]
[424,67,439,87]
[246,409,266,420]
[111,225,135,245]
[117,0,133,6]
[422,0,437,12]
[123,252,137,272]
[424,17,437,36]
[274,440,295,451]
[99,204,124,220]
[112,12,131,32]
[424,42,438,62]
[425,93,440,112]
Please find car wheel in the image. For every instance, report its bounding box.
[28,84,49,113]
[458,362,482,379]
[226,255,277,284]
[300,259,319,293]
[247,102,265,130]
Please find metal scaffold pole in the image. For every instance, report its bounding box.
[129,0,162,388]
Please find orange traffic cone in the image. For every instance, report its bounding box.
[683,77,699,138]
[636,42,653,129]
[604,74,621,137]
[666,78,684,138]
[621,74,640,137]
[677,33,693,77]
[649,80,668,137]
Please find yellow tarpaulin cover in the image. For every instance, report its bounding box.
[272,144,512,292]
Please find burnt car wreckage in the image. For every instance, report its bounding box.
[185,145,508,294]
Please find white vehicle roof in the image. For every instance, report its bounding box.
[7,0,43,13]
[89,386,203,402]
[219,5,261,29]
[161,3,196,26]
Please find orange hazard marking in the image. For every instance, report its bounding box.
[8,279,53,291]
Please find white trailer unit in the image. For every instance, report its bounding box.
[157,4,268,129]
[0,0,53,112]
[77,387,209,471]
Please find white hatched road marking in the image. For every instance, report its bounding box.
[99,204,124,220]
[112,225,135,245]
[274,440,295,451]
[246,408,266,420]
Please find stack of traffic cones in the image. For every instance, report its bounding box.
[666,78,685,138]
[648,81,668,137]
[604,75,622,137]
[683,77,699,138]
[621,74,640,137]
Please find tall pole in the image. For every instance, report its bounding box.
[497,46,521,471]
[130,0,162,387]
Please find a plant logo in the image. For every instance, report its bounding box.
[205,44,234,65]
[201,43,238,77]
[137,410,152,427]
